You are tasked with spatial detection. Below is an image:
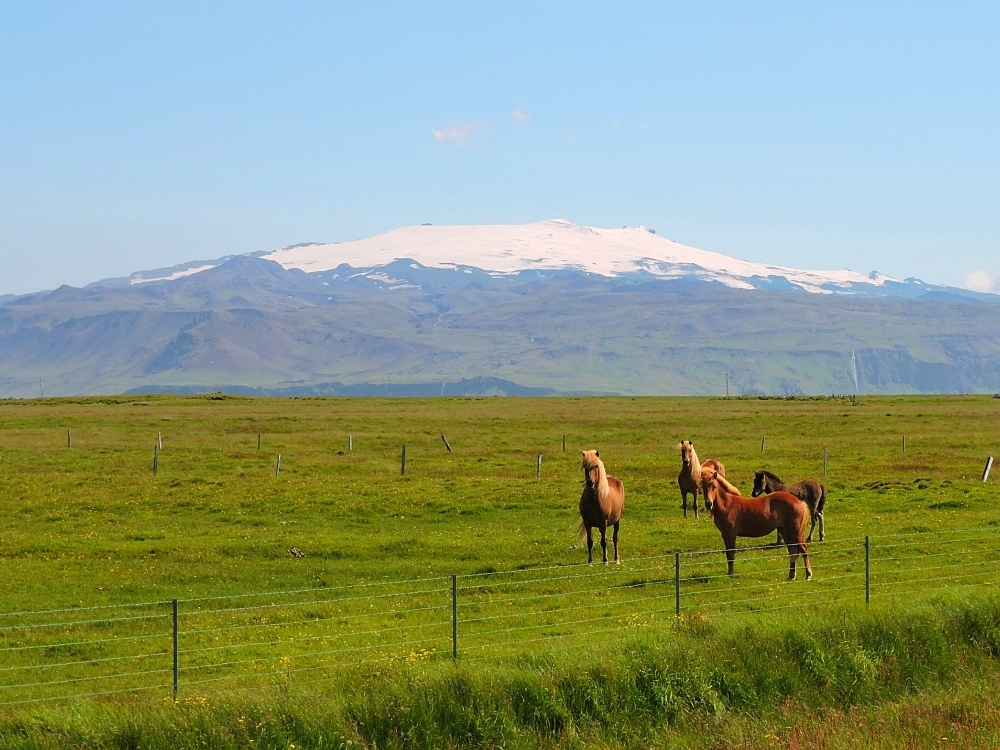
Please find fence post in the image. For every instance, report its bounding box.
[451,574,458,660]
[158,432,163,451]
[902,435,906,453]
[441,434,452,452]
[760,437,765,454]
[401,445,406,475]
[865,536,870,605]
[275,454,281,476]
[172,599,179,697]
[349,435,352,452]
[67,429,72,448]
[536,454,542,478]
[153,444,159,476]
[562,434,566,452]
[984,456,994,483]
[674,552,681,616]
[257,434,261,452]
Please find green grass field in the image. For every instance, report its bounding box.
[0,394,998,748]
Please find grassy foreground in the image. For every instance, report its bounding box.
[2,594,1000,748]
[0,394,998,746]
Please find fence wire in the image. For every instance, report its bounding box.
[1,526,997,706]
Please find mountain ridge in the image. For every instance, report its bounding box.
[103,220,993,302]
[2,254,999,398]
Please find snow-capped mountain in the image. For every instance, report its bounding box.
[5,219,999,399]
[121,219,984,300]
[262,219,900,295]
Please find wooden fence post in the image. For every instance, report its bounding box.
[441,435,452,452]
[674,552,681,616]
[401,445,406,475]
[865,536,871,605]
[452,574,458,660]
[984,457,994,483]
[172,599,179,697]
[536,454,542,478]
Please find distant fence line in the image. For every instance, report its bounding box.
[1,526,999,706]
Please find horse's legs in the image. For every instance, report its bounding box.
[612,521,620,564]
[599,522,609,564]
[681,489,688,518]
[693,487,699,519]
[785,540,798,580]
[586,526,594,565]
[806,512,816,543]
[724,534,737,577]
[773,530,785,548]
[785,537,812,581]
[818,512,825,542]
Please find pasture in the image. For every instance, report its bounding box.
[0,393,998,748]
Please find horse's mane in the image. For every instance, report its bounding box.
[716,474,742,496]
[581,450,610,500]
[703,468,742,497]
[759,469,782,483]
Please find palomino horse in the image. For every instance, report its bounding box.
[677,440,726,519]
[578,450,625,564]
[752,470,826,543]
[699,467,812,580]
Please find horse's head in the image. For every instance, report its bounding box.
[679,440,693,468]
[751,470,767,497]
[581,449,601,485]
[700,466,719,511]
[581,449,609,497]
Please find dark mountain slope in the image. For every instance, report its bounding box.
[1,257,998,397]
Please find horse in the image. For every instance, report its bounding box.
[578,450,625,564]
[677,440,726,519]
[699,466,812,580]
[752,470,826,543]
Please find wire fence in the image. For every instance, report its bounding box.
[2,525,999,706]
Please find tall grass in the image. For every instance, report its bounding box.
[3,594,1000,749]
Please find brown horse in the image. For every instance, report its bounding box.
[699,467,812,580]
[578,450,625,564]
[752,470,826,543]
[677,440,726,519]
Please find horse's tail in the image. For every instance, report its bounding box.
[576,519,587,539]
[817,484,827,514]
[798,500,811,538]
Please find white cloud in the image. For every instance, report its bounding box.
[432,119,483,145]
[965,270,1000,293]
[510,108,530,124]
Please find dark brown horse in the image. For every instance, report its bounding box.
[578,450,625,564]
[699,467,812,580]
[752,470,826,543]
[677,440,726,519]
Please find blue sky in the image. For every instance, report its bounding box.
[1,1,998,295]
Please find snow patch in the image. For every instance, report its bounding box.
[262,220,901,294]
[131,264,216,285]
